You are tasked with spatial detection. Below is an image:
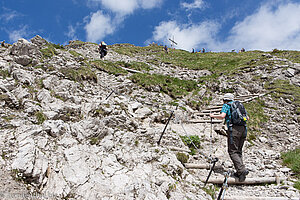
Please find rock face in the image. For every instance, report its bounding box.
[0,36,299,199]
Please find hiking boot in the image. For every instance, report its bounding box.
[233,172,239,178]
[238,170,249,182]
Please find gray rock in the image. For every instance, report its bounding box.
[14,55,32,66]
[43,120,66,137]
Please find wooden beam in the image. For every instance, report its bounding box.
[167,146,190,153]
[119,66,142,73]
[186,120,223,124]
[201,177,285,185]
[185,163,223,170]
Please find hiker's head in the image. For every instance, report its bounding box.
[223,93,234,102]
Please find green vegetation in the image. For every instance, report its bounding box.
[202,185,219,199]
[91,60,128,75]
[40,42,64,59]
[60,66,97,83]
[281,148,300,190]
[270,49,300,63]
[0,69,10,78]
[176,152,189,165]
[35,111,47,125]
[111,44,263,74]
[244,99,269,140]
[180,135,201,155]
[69,50,83,58]
[264,79,300,110]
[130,73,198,98]
[90,137,99,145]
[115,61,152,72]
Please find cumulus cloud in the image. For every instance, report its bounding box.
[8,25,29,42]
[151,1,300,51]
[181,0,206,10]
[84,0,163,42]
[85,11,116,43]
[151,20,219,51]
[87,0,163,15]
[224,1,300,51]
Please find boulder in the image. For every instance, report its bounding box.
[10,38,42,58]
[14,55,32,66]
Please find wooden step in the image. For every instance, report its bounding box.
[201,176,285,185]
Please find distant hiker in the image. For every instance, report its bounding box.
[164,45,169,54]
[210,93,249,182]
[1,40,5,47]
[99,41,107,59]
[192,48,195,53]
[202,48,205,53]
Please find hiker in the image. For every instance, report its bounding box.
[210,93,249,182]
[1,40,5,47]
[99,41,107,59]
[164,45,169,54]
[202,48,205,53]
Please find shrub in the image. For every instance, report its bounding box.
[176,152,189,164]
[281,148,300,190]
[35,111,47,125]
[180,135,201,155]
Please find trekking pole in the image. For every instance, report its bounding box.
[204,157,218,187]
[217,170,232,200]
[157,105,178,145]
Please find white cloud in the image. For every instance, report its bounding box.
[139,0,163,9]
[0,8,20,22]
[151,20,219,51]
[87,0,163,15]
[8,26,29,42]
[66,25,77,40]
[84,0,163,42]
[101,0,138,15]
[181,0,205,10]
[151,1,300,51]
[224,1,300,51]
[85,11,116,43]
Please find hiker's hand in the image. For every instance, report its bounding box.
[210,113,214,118]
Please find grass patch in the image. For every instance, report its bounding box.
[0,69,10,78]
[270,50,300,63]
[129,73,198,98]
[91,60,128,75]
[264,79,300,110]
[115,61,152,72]
[69,50,83,58]
[281,148,300,190]
[244,99,269,136]
[60,66,97,82]
[35,111,47,125]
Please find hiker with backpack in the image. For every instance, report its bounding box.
[210,93,249,182]
[99,41,107,59]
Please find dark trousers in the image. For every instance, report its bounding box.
[227,125,246,175]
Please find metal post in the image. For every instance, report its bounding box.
[157,106,178,145]
[105,91,114,100]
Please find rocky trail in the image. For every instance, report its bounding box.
[0,36,299,199]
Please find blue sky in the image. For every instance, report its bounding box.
[1,0,300,52]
